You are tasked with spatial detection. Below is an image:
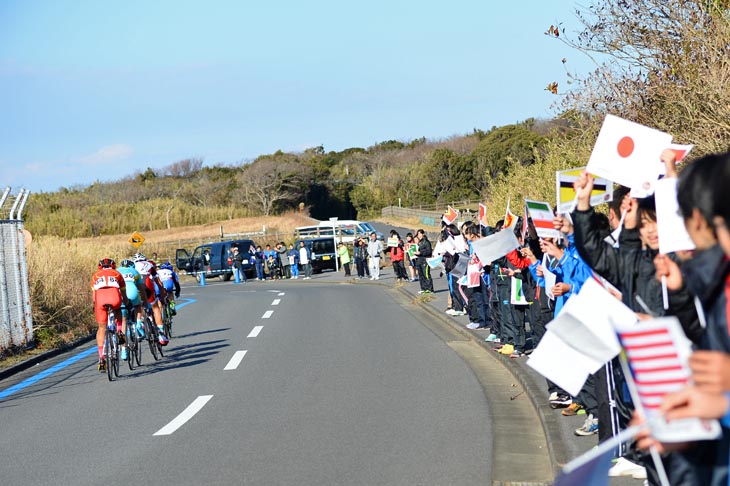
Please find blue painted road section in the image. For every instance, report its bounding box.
[0,298,197,400]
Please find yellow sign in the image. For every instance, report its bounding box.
[128,231,145,248]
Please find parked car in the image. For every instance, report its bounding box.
[175,239,256,281]
[295,220,384,243]
[296,237,337,273]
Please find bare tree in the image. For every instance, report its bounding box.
[234,159,304,215]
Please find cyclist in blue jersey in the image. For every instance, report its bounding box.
[118,260,149,351]
[158,262,181,314]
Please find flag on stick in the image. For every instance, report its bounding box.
[586,114,672,197]
[443,205,459,225]
[525,199,561,239]
[478,203,488,227]
[556,167,613,214]
[503,197,517,229]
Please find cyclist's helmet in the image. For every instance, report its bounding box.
[98,258,116,269]
[120,259,134,268]
[132,253,146,262]
[160,261,173,270]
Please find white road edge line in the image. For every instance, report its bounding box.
[224,350,248,370]
[154,395,213,436]
[262,310,274,319]
[248,325,263,337]
[271,299,280,306]
[278,292,285,296]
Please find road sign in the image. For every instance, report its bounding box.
[128,231,145,248]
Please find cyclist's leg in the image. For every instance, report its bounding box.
[94,291,119,366]
[152,298,168,344]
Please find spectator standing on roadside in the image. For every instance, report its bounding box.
[277,241,291,279]
[231,246,247,283]
[389,231,408,281]
[299,241,312,280]
[367,232,383,280]
[414,229,434,293]
[288,244,299,279]
[253,245,265,281]
[404,232,418,281]
[338,242,352,276]
[354,238,368,279]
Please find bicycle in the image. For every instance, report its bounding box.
[103,305,121,381]
[162,298,174,339]
[144,306,164,360]
[124,308,139,371]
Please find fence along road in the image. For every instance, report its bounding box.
[0,187,32,353]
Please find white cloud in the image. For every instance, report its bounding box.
[74,144,134,166]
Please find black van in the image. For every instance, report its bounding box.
[296,237,337,273]
[175,239,256,281]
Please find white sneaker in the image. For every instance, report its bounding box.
[445,309,458,316]
[548,392,559,402]
[608,457,646,478]
[466,322,480,330]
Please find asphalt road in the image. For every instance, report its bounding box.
[0,279,492,486]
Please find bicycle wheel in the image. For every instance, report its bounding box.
[164,305,173,339]
[134,322,143,366]
[105,329,114,382]
[126,327,136,371]
[113,332,120,377]
[147,316,159,361]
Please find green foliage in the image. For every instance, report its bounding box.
[471,124,548,180]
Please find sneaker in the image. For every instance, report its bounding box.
[562,402,584,416]
[157,327,169,346]
[421,289,432,294]
[510,351,525,359]
[445,309,458,316]
[608,457,647,478]
[485,334,500,343]
[98,358,106,372]
[453,310,467,316]
[498,343,515,355]
[575,414,599,436]
[120,346,128,361]
[549,393,572,409]
[466,322,480,330]
[548,392,559,402]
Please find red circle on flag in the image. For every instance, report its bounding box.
[617,136,635,158]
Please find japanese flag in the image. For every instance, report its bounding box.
[586,115,672,197]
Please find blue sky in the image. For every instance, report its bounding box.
[0,1,590,193]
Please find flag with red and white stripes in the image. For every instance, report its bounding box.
[617,319,691,413]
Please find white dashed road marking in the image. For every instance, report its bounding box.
[224,350,248,371]
[271,299,280,306]
[278,292,285,296]
[248,326,263,338]
[262,310,274,319]
[154,395,213,436]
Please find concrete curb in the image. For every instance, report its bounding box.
[396,284,569,478]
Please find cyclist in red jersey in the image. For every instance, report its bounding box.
[91,258,130,372]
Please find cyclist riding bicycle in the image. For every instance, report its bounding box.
[118,259,149,346]
[157,261,181,315]
[133,253,169,346]
[91,258,130,372]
